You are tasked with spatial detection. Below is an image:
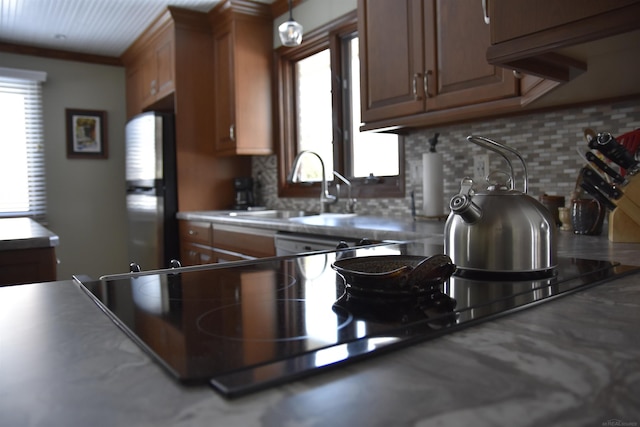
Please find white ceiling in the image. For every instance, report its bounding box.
[0,0,275,58]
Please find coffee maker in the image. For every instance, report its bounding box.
[233,177,254,210]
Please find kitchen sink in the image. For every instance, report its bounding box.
[312,213,358,218]
[289,212,359,225]
[227,210,316,219]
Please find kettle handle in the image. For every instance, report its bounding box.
[467,135,528,194]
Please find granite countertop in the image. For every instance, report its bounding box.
[1,231,639,426]
[177,210,446,241]
[0,217,59,250]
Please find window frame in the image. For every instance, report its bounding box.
[275,11,405,200]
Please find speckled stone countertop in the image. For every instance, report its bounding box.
[0,217,59,250]
[2,213,640,426]
[177,210,446,241]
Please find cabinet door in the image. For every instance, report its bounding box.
[180,244,215,266]
[179,220,213,266]
[139,50,157,107]
[424,0,517,111]
[211,6,272,156]
[212,225,275,259]
[489,0,639,44]
[154,30,175,100]
[213,22,236,153]
[125,63,144,119]
[179,221,212,246]
[0,247,57,285]
[136,29,175,111]
[358,0,426,123]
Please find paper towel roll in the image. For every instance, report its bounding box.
[422,152,444,217]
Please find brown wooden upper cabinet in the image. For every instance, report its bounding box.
[210,1,273,156]
[358,0,517,125]
[486,0,640,81]
[123,23,175,118]
[123,6,253,212]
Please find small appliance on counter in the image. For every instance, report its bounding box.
[233,177,255,210]
[445,135,557,279]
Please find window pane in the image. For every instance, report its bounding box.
[0,73,46,220]
[0,92,29,211]
[295,49,333,181]
[349,37,399,178]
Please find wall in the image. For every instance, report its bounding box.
[0,52,128,279]
[253,99,640,217]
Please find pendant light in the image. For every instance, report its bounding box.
[278,0,303,47]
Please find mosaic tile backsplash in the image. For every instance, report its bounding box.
[252,99,640,218]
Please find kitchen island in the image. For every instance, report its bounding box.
[1,232,639,427]
[0,217,59,285]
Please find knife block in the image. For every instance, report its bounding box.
[608,173,640,242]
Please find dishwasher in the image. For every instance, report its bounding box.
[274,232,371,256]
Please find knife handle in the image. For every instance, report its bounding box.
[579,182,617,211]
[589,132,639,171]
[582,167,623,199]
[585,151,626,184]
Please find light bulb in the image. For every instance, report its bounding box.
[279,20,303,47]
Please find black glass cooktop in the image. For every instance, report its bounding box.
[78,242,638,397]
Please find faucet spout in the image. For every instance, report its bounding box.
[287,150,337,213]
[333,171,357,213]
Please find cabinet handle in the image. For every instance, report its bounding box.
[513,70,523,79]
[150,79,157,96]
[482,0,490,24]
[229,124,235,141]
[424,70,433,98]
[412,73,422,99]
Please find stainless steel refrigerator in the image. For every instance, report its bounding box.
[125,111,178,271]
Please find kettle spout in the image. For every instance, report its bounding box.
[450,194,482,223]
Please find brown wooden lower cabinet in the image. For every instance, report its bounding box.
[178,220,275,266]
[179,220,214,266]
[212,225,276,260]
[0,247,57,285]
[180,243,215,266]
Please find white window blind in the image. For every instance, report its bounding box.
[0,67,47,221]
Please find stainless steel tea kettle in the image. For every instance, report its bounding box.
[444,136,557,277]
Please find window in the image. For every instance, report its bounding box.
[276,11,404,200]
[0,67,47,221]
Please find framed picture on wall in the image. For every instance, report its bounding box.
[66,109,108,159]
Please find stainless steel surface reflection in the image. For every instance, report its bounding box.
[446,275,556,321]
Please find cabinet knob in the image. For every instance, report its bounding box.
[188,229,197,236]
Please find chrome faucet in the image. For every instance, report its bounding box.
[287,150,337,213]
[333,171,357,213]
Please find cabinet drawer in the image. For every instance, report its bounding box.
[180,243,215,266]
[179,221,212,246]
[0,247,57,285]
[212,225,275,259]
